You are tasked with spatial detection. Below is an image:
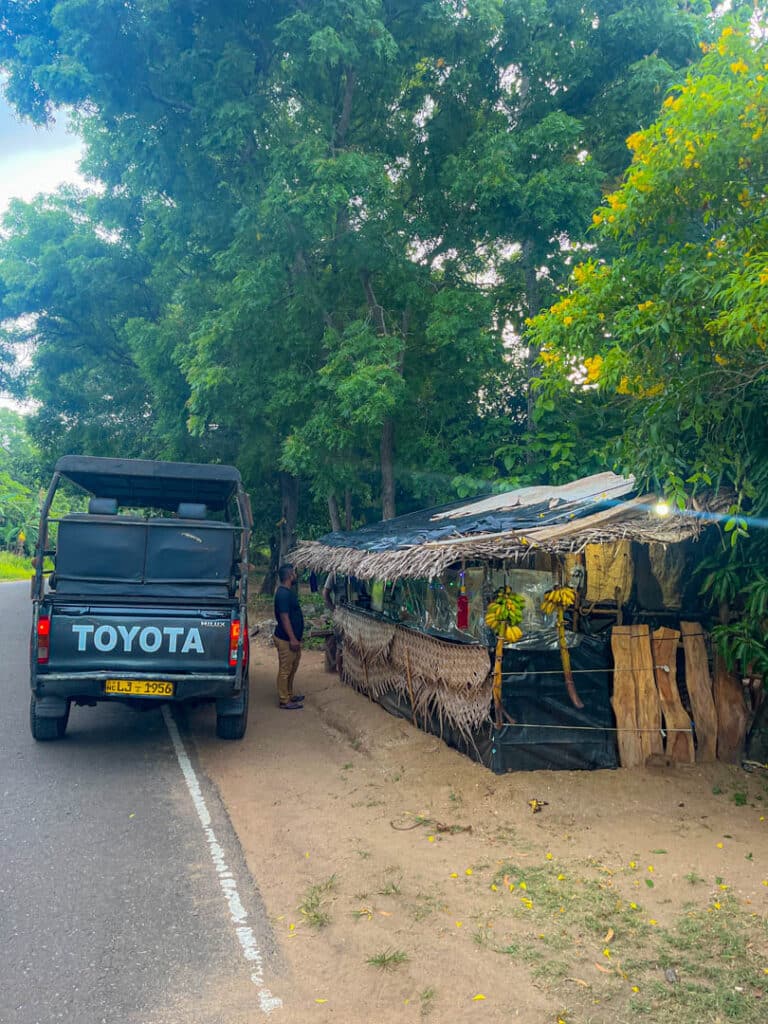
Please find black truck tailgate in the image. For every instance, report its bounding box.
[42,603,236,675]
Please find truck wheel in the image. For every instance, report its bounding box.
[216,678,249,740]
[30,695,70,741]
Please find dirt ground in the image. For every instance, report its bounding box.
[188,644,768,1024]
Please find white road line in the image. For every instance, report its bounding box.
[162,706,282,1015]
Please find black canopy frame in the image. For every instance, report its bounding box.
[32,456,253,603]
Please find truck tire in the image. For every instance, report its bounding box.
[30,695,70,741]
[216,678,249,740]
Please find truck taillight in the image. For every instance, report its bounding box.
[229,620,241,667]
[37,615,51,663]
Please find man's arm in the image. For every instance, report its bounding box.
[279,611,300,650]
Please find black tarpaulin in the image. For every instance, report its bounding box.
[374,635,618,773]
[317,474,635,553]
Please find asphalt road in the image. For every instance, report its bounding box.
[0,581,282,1024]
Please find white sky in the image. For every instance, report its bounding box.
[0,91,85,215]
[0,91,85,408]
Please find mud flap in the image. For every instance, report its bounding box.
[33,696,70,718]
[215,691,246,717]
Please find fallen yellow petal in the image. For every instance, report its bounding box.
[427,835,435,842]
[546,852,553,860]
[473,994,486,1001]
[450,872,458,878]
[629,861,637,869]
[519,881,527,890]
[630,902,638,910]
[648,919,657,926]
[603,948,611,958]
[465,868,473,876]
[647,866,654,873]
[557,874,566,881]
[456,921,463,927]
[315,998,327,1004]
[717,842,724,849]
[631,986,640,993]
[490,884,498,891]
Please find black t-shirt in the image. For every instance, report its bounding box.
[274,585,304,642]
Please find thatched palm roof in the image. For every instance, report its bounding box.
[292,473,729,581]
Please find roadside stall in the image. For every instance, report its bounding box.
[293,473,744,772]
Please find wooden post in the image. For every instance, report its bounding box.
[652,628,694,763]
[680,622,718,762]
[610,626,643,768]
[713,651,748,763]
[631,625,664,762]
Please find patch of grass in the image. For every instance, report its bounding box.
[712,784,724,795]
[685,870,705,885]
[491,860,651,942]
[355,847,372,859]
[531,958,570,983]
[410,889,448,922]
[449,790,462,804]
[298,875,337,929]
[472,925,495,948]
[376,878,403,897]
[342,762,353,770]
[419,987,436,1018]
[733,791,748,806]
[0,551,35,581]
[366,947,409,971]
[627,897,768,1023]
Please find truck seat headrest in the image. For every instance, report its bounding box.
[177,502,207,519]
[88,497,118,515]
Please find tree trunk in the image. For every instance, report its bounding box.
[279,472,299,565]
[522,238,540,436]
[361,270,399,520]
[380,418,396,520]
[259,534,280,595]
[327,493,342,532]
[345,488,352,531]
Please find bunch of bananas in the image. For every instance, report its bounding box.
[485,586,525,643]
[540,586,577,615]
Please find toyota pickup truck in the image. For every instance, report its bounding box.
[29,455,253,741]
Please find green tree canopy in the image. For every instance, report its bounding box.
[0,0,714,537]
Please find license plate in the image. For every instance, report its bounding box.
[105,679,175,697]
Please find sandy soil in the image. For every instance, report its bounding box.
[187,645,768,1024]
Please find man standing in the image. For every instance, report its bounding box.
[274,563,305,710]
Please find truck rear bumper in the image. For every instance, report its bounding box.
[32,670,244,708]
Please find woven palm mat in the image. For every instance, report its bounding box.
[334,607,396,664]
[334,609,492,737]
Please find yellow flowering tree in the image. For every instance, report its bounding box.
[530,21,768,506]
[528,19,768,672]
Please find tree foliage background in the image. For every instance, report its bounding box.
[0,0,736,553]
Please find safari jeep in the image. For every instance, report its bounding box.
[29,456,252,741]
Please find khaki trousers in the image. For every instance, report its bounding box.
[274,636,302,703]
